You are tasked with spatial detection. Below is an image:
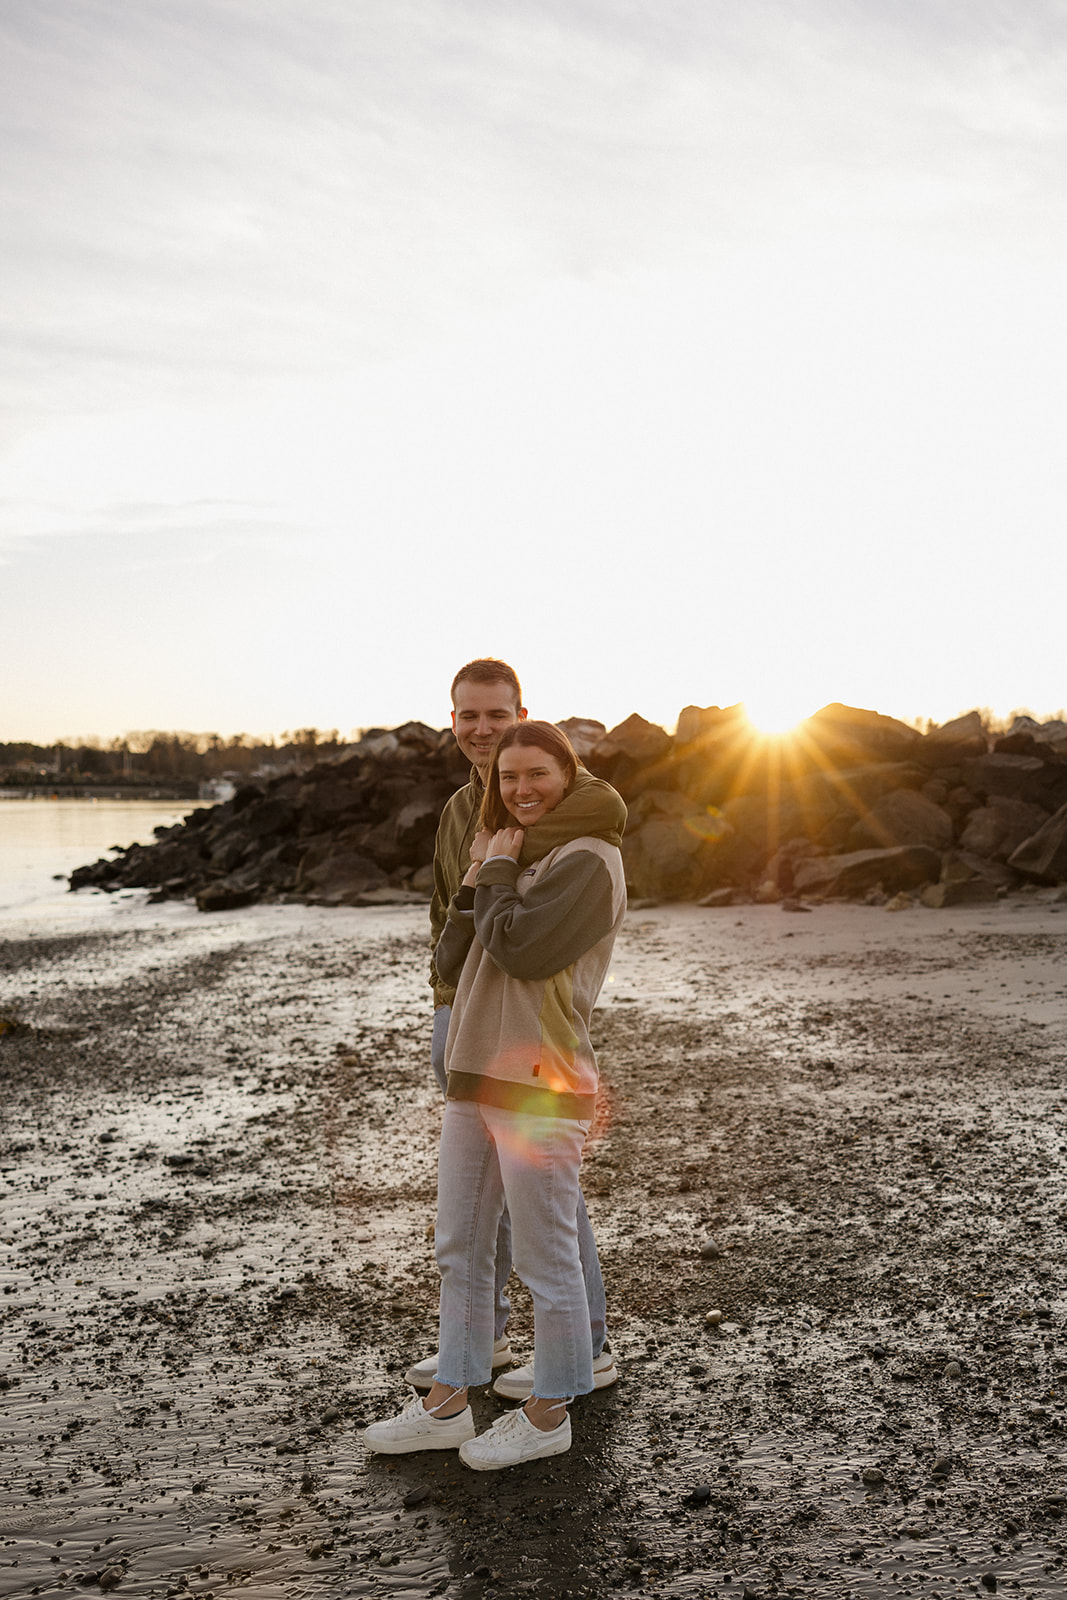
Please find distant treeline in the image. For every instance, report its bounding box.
[0,728,349,786]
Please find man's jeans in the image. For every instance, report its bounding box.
[435,1099,594,1399]
[432,1004,606,1353]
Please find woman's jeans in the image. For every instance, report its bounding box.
[432,1004,606,1354]
[435,1099,594,1399]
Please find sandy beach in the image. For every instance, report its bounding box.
[2,888,1066,1599]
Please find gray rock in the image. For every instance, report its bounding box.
[1008,802,1067,884]
[674,702,746,748]
[944,849,1018,889]
[848,788,954,853]
[699,886,744,907]
[920,711,988,765]
[394,795,440,849]
[960,798,1052,862]
[557,717,607,761]
[297,849,387,901]
[593,712,673,772]
[793,846,942,898]
[195,880,259,912]
[623,814,730,901]
[920,878,999,908]
[240,798,297,839]
[961,752,1067,810]
[804,704,923,764]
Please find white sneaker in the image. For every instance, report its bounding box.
[404,1335,512,1391]
[492,1347,618,1401]
[459,1406,571,1471]
[362,1391,475,1455]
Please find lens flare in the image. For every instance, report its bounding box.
[683,806,729,843]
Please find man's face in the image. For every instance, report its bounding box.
[451,680,526,774]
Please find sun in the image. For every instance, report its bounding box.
[742,693,814,738]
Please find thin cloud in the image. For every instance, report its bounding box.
[0,496,301,561]
[4,0,1066,417]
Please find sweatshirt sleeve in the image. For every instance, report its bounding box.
[518,770,627,867]
[473,850,619,982]
[433,887,477,988]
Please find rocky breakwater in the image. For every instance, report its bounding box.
[591,703,1067,907]
[68,706,1067,911]
[69,721,467,912]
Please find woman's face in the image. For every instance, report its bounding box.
[497,744,570,826]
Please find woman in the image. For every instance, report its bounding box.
[364,721,626,1469]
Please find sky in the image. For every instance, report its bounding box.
[2,0,1066,746]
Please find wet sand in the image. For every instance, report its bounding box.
[2,890,1067,1599]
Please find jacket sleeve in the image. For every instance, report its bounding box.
[428,834,455,1003]
[429,781,479,1007]
[433,888,477,988]
[474,850,619,982]
[518,770,627,867]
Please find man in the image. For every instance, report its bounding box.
[405,657,627,1401]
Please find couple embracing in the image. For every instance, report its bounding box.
[364,658,627,1470]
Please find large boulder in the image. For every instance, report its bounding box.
[920,878,1000,908]
[669,704,750,805]
[297,848,388,903]
[595,712,672,765]
[621,790,741,898]
[847,788,955,853]
[297,777,369,822]
[719,792,810,859]
[941,849,1018,891]
[208,834,250,873]
[959,797,1051,862]
[1006,715,1067,755]
[793,845,942,898]
[590,714,674,794]
[622,812,734,900]
[1007,802,1067,883]
[918,711,988,766]
[394,794,442,852]
[960,753,1067,811]
[557,718,607,762]
[195,879,259,912]
[239,797,298,840]
[803,704,923,766]
[674,703,744,746]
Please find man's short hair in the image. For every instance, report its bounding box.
[450,658,523,711]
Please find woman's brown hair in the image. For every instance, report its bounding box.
[479,721,579,832]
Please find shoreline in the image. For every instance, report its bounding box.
[2,894,1066,1597]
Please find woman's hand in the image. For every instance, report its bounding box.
[485,827,525,861]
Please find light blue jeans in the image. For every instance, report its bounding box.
[435,1099,594,1399]
[432,1005,606,1353]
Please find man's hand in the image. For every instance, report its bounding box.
[485,827,525,861]
[469,828,492,866]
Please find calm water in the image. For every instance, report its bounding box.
[0,797,204,920]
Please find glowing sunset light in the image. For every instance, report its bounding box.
[741,696,816,739]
